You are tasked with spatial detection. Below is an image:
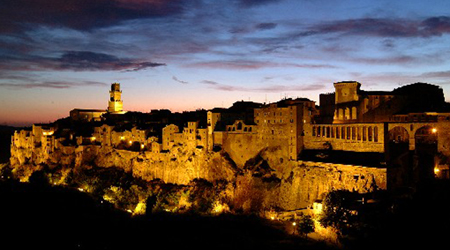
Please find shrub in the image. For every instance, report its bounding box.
[297,213,315,237]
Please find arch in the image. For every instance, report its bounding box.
[414,125,438,184]
[387,126,411,187]
[414,125,437,145]
[237,122,243,130]
[389,126,410,142]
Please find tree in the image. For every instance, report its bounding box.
[319,190,357,235]
[297,213,315,237]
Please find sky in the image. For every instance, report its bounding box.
[1,0,450,126]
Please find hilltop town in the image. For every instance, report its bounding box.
[5,82,450,208]
[5,80,450,244]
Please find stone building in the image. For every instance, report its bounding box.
[108,82,125,114]
[309,81,450,188]
[69,82,126,122]
[254,98,316,160]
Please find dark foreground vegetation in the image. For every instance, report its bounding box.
[0,180,332,250]
[318,183,450,249]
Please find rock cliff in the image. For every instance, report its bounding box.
[9,143,387,211]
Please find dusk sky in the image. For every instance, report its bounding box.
[1,0,450,126]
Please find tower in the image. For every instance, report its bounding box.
[108,82,124,114]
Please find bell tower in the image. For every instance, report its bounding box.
[108,82,124,114]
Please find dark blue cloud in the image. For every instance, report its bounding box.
[0,51,166,72]
[0,80,106,89]
[239,0,284,7]
[0,0,187,33]
[312,17,450,38]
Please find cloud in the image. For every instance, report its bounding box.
[188,60,336,70]
[172,76,189,84]
[308,16,450,38]
[201,80,219,85]
[0,51,166,72]
[419,70,450,79]
[255,22,278,30]
[239,0,284,7]
[0,0,187,33]
[201,80,325,92]
[0,80,106,89]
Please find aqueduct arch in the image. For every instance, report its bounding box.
[387,122,438,151]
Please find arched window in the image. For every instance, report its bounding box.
[352,107,357,120]
[345,108,350,120]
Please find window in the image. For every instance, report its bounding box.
[357,127,361,140]
[363,126,367,141]
[326,126,330,138]
[368,127,373,141]
[317,127,321,137]
[352,127,356,140]
[336,126,340,139]
[347,126,350,140]
[374,126,378,142]
[312,126,316,136]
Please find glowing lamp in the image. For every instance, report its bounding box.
[120,136,125,141]
[91,136,96,141]
[129,140,132,144]
[432,128,437,133]
[141,144,145,149]
[434,167,440,174]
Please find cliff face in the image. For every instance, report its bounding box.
[10,144,237,185]
[9,142,387,211]
[277,161,386,210]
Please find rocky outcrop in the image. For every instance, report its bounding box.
[276,161,387,210]
[10,144,238,185]
[9,142,387,211]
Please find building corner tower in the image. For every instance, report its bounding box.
[108,82,124,114]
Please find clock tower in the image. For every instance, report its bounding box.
[108,82,124,114]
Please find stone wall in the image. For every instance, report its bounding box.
[276,161,387,210]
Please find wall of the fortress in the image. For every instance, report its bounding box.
[222,132,291,167]
[277,161,387,209]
